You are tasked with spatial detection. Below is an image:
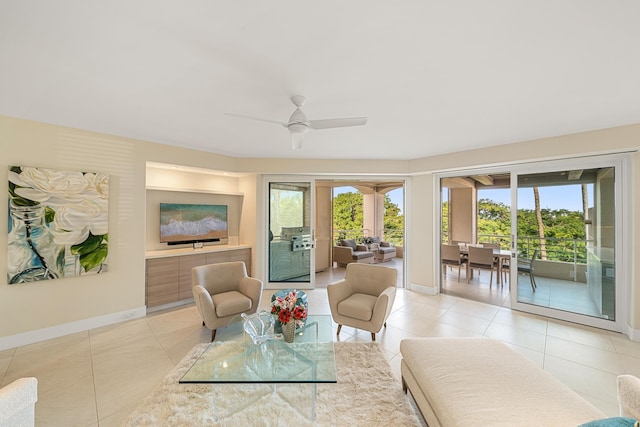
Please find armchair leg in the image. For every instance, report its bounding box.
[336,325,342,336]
[384,322,387,327]
[211,329,217,342]
[202,321,205,326]
[371,332,376,341]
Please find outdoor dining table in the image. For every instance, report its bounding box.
[459,246,512,285]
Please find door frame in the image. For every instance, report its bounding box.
[264,176,317,290]
[436,153,631,333]
[509,154,630,332]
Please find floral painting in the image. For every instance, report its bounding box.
[7,166,109,284]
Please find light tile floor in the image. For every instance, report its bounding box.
[1,286,639,426]
[442,264,608,319]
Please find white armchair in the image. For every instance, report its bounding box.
[192,261,263,341]
[327,263,397,340]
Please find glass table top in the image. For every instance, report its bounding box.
[180,314,337,384]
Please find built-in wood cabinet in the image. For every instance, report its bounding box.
[145,246,251,310]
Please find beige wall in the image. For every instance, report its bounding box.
[2,115,640,347]
[1,117,147,340]
[0,116,252,348]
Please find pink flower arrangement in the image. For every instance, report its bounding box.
[271,290,307,328]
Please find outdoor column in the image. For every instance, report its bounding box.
[449,187,476,244]
[362,192,376,237]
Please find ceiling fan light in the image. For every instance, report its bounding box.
[291,133,304,150]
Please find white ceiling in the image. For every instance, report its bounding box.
[2,1,639,160]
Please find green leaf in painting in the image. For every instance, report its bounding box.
[79,244,108,272]
[70,234,104,255]
[44,206,55,224]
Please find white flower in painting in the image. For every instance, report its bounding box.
[53,198,109,246]
[9,168,94,205]
[87,173,109,199]
[9,167,109,246]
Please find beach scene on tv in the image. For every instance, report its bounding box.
[160,203,228,244]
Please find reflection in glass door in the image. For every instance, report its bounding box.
[268,182,314,286]
[513,166,618,325]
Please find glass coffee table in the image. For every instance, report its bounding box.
[180,314,337,420]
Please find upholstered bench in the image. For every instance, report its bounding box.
[400,337,607,426]
[0,377,38,427]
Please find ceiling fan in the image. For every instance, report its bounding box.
[225,95,368,150]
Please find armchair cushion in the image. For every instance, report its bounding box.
[212,290,253,317]
[352,251,374,261]
[340,239,357,250]
[337,293,378,321]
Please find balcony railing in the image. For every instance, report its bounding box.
[334,229,404,246]
[478,234,591,283]
[442,233,592,282]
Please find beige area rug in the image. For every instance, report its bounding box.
[124,342,421,426]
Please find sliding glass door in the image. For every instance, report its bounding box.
[511,156,627,331]
[437,154,628,332]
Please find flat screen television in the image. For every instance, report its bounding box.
[160,203,228,245]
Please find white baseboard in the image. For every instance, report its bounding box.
[625,323,640,342]
[408,283,438,296]
[0,306,147,352]
[146,298,194,313]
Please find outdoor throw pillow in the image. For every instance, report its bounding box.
[341,239,357,249]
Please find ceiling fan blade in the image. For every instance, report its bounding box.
[225,113,287,127]
[291,132,304,150]
[308,117,368,130]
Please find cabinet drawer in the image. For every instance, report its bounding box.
[179,254,206,300]
[229,248,251,274]
[206,251,230,264]
[146,258,179,307]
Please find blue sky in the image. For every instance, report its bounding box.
[478,185,593,212]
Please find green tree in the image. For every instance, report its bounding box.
[333,191,404,244]
[441,200,449,242]
[333,192,364,240]
[270,189,304,234]
[534,186,548,259]
[477,198,510,240]
[384,194,404,244]
[477,197,588,263]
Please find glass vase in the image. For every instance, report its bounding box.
[8,201,65,284]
